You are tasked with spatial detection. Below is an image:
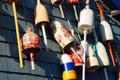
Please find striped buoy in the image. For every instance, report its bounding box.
[61,54,77,80]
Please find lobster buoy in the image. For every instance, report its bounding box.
[81,41,99,72]
[51,20,74,49]
[34,0,49,27]
[100,20,114,42]
[61,54,77,80]
[34,0,49,51]
[78,5,94,34]
[21,27,40,70]
[94,42,110,66]
[68,45,83,67]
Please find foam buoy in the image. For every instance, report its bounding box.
[61,54,77,80]
[3,0,23,69]
[78,5,94,35]
[68,46,83,67]
[95,1,116,67]
[51,20,74,49]
[34,0,49,51]
[78,0,94,80]
[81,41,99,72]
[100,21,114,42]
[21,27,40,70]
[94,42,110,66]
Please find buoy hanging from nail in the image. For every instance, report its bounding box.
[95,1,116,67]
[78,0,94,79]
[51,20,74,49]
[81,41,99,72]
[61,54,77,80]
[34,0,49,51]
[67,0,79,20]
[51,0,65,18]
[21,27,40,70]
[68,45,83,67]
[3,0,23,69]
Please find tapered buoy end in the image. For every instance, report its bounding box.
[78,7,94,35]
[3,0,20,3]
[100,20,114,42]
[51,0,64,6]
[61,54,77,80]
[51,20,74,49]
[34,3,50,28]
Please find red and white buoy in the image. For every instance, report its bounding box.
[68,45,83,67]
[61,54,77,80]
[21,27,40,70]
[34,0,49,51]
[67,0,79,20]
[51,0,65,18]
[51,20,74,49]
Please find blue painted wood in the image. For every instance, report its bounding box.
[0,0,119,80]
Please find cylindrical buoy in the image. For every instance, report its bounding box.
[81,41,99,72]
[61,54,77,80]
[34,0,49,51]
[51,20,74,49]
[68,46,83,67]
[34,0,49,27]
[94,42,110,66]
[100,21,114,42]
[51,0,65,18]
[78,5,94,34]
[21,27,40,70]
[3,0,23,69]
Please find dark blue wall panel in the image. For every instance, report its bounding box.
[0,0,120,80]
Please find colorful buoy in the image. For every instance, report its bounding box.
[61,54,77,80]
[51,20,74,49]
[21,27,40,70]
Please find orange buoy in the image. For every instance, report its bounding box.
[21,27,40,70]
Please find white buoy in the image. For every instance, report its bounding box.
[78,0,94,79]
